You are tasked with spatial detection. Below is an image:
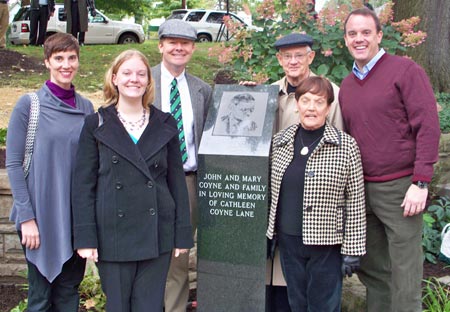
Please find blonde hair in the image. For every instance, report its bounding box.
[103,49,154,108]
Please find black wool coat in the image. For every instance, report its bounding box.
[72,105,193,262]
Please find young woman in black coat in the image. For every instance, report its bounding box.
[72,49,193,312]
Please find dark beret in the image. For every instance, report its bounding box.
[158,19,197,41]
[274,33,314,50]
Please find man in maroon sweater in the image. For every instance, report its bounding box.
[339,8,440,312]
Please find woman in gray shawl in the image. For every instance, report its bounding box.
[6,33,94,311]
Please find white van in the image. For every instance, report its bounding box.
[167,9,260,42]
[9,4,145,45]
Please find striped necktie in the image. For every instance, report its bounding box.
[170,78,188,163]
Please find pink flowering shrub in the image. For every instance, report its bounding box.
[391,17,427,48]
[213,0,426,84]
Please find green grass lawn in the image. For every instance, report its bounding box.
[3,40,223,92]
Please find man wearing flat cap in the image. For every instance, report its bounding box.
[151,19,212,312]
[272,33,343,132]
[266,32,344,311]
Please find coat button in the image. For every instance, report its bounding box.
[115,182,123,190]
[149,208,156,215]
[154,161,159,168]
[307,171,315,177]
[118,209,124,217]
[305,206,313,212]
[147,181,153,188]
[112,155,119,164]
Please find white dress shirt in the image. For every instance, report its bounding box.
[160,63,197,172]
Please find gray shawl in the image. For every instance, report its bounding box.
[6,84,94,282]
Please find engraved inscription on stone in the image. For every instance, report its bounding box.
[199,173,267,218]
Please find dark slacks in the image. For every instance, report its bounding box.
[24,252,86,311]
[70,1,85,44]
[278,233,342,312]
[29,6,49,45]
[358,176,423,312]
[97,252,172,312]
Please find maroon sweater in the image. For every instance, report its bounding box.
[339,53,440,182]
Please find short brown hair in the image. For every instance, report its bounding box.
[44,33,80,61]
[103,49,154,109]
[344,7,382,34]
[295,76,334,106]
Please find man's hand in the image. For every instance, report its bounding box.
[341,255,360,278]
[174,248,189,257]
[239,81,258,86]
[401,184,428,217]
[21,219,40,250]
[77,248,99,262]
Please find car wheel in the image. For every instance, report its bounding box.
[118,34,138,44]
[197,34,211,43]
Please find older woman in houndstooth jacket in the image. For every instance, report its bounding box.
[266,76,366,312]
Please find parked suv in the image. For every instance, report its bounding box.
[9,4,145,45]
[167,9,257,42]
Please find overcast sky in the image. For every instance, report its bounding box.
[316,0,328,11]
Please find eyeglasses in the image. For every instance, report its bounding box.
[280,52,310,61]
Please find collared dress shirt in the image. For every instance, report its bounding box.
[352,48,386,80]
[160,63,197,172]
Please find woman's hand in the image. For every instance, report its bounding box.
[174,248,189,258]
[77,248,99,262]
[21,219,40,250]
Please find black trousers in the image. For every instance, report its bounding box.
[278,233,342,312]
[29,6,49,45]
[96,252,172,312]
[70,1,85,44]
[19,231,86,312]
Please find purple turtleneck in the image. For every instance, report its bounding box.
[46,80,77,108]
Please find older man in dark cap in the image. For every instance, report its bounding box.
[266,33,344,312]
[151,19,212,312]
[273,33,343,132]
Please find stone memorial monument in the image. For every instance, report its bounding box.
[197,84,278,312]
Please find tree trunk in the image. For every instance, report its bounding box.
[393,0,450,92]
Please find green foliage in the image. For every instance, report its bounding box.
[0,128,6,147]
[437,93,450,133]
[423,196,450,264]
[95,0,149,16]
[422,277,450,312]
[213,0,423,85]
[11,299,28,312]
[78,265,106,311]
[11,271,29,312]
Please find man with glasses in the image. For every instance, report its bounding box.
[273,33,343,132]
[267,33,344,312]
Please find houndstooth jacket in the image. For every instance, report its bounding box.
[266,123,366,256]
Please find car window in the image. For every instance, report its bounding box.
[58,8,67,21]
[186,11,205,22]
[89,12,105,23]
[168,11,187,20]
[13,7,30,22]
[206,12,225,24]
[230,14,245,25]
